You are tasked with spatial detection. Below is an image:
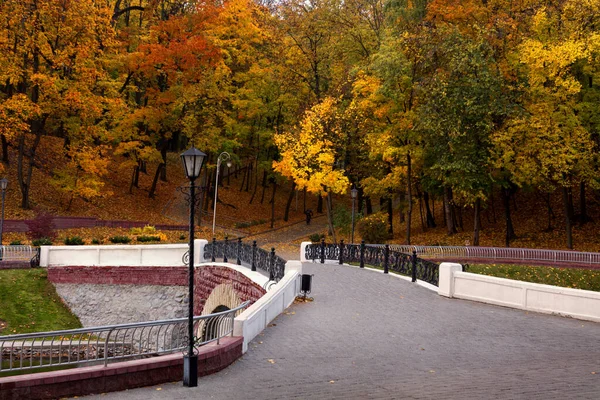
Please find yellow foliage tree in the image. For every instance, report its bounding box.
[273,97,350,242]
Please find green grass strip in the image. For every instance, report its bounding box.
[466,264,600,292]
[0,269,82,335]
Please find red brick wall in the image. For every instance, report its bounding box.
[47,265,266,311]
[47,266,187,286]
[194,265,266,314]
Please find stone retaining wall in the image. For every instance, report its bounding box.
[48,265,266,326]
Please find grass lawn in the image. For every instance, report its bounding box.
[465,263,600,292]
[0,269,81,335]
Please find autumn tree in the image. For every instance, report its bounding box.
[274,97,350,242]
[0,0,119,208]
[492,3,600,249]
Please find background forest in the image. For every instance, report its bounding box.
[1,0,600,250]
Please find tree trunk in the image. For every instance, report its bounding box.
[249,166,259,204]
[139,160,147,174]
[424,191,436,228]
[473,198,481,246]
[562,186,573,249]
[149,163,164,198]
[133,162,140,188]
[443,186,457,235]
[303,188,307,213]
[454,204,463,231]
[244,162,251,192]
[366,196,372,215]
[325,193,337,243]
[387,197,393,236]
[579,182,589,224]
[239,163,247,191]
[284,181,296,222]
[260,170,267,204]
[198,169,208,226]
[501,186,517,247]
[317,195,323,213]
[160,146,167,181]
[490,189,497,223]
[405,153,412,244]
[1,135,9,165]
[418,193,425,232]
[204,170,214,212]
[544,192,554,230]
[270,180,277,228]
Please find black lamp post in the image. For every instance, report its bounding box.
[0,178,7,247]
[180,147,206,388]
[351,186,358,244]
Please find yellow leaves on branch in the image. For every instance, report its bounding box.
[273,97,349,196]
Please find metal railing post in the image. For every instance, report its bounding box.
[360,240,365,268]
[237,238,242,265]
[251,241,257,271]
[223,236,228,263]
[384,244,389,274]
[211,237,216,262]
[320,239,325,264]
[104,329,113,367]
[339,240,344,265]
[411,250,417,282]
[269,248,275,281]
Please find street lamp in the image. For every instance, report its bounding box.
[212,152,232,235]
[0,178,7,247]
[351,186,358,244]
[180,147,206,388]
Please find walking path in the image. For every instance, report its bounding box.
[83,260,600,399]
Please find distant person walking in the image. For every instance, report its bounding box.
[305,209,313,225]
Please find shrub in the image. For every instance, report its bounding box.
[137,235,161,242]
[179,234,186,240]
[25,211,56,240]
[130,227,142,235]
[64,236,85,245]
[91,238,101,245]
[309,233,325,242]
[9,240,22,245]
[357,213,389,244]
[109,235,131,244]
[32,238,53,246]
[142,225,157,234]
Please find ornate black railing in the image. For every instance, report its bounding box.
[305,240,439,286]
[203,238,285,282]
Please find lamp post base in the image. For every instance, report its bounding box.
[183,354,198,387]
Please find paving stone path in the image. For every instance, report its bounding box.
[84,260,600,399]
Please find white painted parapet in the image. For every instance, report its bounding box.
[234,260,303,353]
[300,242,311,262]
[439,263,600,323]
[438,263,463,297]
[40,240,208,267]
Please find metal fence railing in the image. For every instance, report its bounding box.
[0,301,249,373]
[389,245,600,267]
[203,238,285,283]
[305,240,440,286]
[0,245,40,267]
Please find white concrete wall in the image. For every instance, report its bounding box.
[439,263,600,323]
[234,261,303,353]
[300,242,311,262]
[40,240,207,267]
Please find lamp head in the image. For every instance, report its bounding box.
[180,147,206,181]
[0,178,7,191]
[351,187,358,199]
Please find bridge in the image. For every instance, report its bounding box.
[1,241,600,399]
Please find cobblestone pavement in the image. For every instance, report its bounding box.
[83,261,600,400]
